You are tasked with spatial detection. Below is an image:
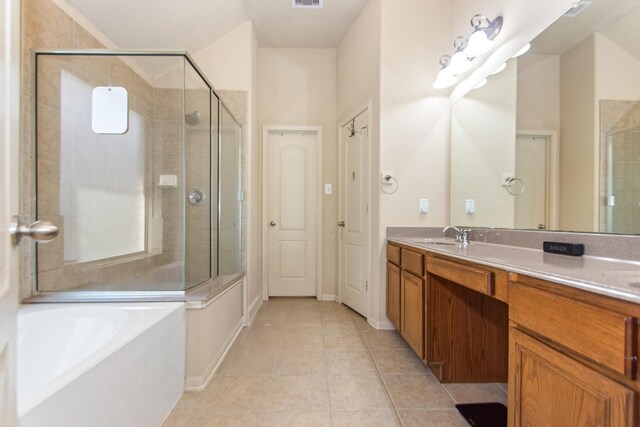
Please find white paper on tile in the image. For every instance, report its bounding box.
[92,86,129,134]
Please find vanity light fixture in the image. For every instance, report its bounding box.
[447,37,473,75]
[512,43,531,58]
[463,15,503,58]
[474,78,488,89]
[433,55,458,89]
[490,62,507,75]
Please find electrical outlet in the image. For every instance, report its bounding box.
[419,198,429,214]
[465,199,476,214]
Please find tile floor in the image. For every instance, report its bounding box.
[164,299,508,426]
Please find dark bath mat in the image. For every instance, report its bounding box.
[455,402,507,427]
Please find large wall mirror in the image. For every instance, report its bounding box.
[450,0,640,234]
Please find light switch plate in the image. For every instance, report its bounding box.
[419,198,429,214]
[324,183,332,195]
[465,199,476,214]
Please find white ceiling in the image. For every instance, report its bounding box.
[243,0,369,48]
[67,0,249,53]
[531,0,640,60]
[66,0,370,52]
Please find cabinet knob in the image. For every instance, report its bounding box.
[338,221,345,227]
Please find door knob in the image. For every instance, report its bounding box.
[10,217,59,245]
[338,221,345,227]
[270,221,277,226]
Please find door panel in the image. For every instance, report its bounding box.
[340,110,369,316]
[515,135,547,230]
[400,271,425,358]
[267,131,318,297]
[386,261,400,329]
[0,0,20,423]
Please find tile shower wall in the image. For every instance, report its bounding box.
[20,0,199,297]
[600,100,640,234]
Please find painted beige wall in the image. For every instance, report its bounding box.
[560,35,596,232]
[517,54,560,133]
[193,22,262,308]
[450,61,518,228]
[375,0,450,322]
[258,48,338,297]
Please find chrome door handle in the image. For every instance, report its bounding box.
[270,221,277,226]
[10,217,59,245]
[338,221,345,227]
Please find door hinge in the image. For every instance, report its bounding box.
[365,281,368,291]
[365,204,369,214]
[361,125,369,137]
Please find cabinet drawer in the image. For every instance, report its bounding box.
[387,244,401,265]
[401,248,424,277]
[426,256,494,296]
[510,282,638,379]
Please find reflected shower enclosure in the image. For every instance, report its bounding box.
[600,100,640,235]
[32,50,243,296]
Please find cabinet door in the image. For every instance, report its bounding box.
[386,262,401,330]
[509,328,636,427]
[400,270,425,358]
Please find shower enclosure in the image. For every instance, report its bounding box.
[600,100,640,235]
[30,50,243,299]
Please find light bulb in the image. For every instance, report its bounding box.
[432,68,457,89]
[474,79,488,89]
[512,43,531,58]
[490,62,507,75]
[464,30,493,57]
[447,51,473,75]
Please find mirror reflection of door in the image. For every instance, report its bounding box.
[515,135,548,230]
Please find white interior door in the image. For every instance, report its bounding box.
[267,130,319,297]
[339,110,369,316]
[515,135,547,230]
[0,0,20,423]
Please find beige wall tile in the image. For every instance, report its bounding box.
[38,265,74,291]
[23,0,74,48]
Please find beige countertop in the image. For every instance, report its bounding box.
[389,236,640,304]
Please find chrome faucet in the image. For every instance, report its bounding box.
[442,226,471,246]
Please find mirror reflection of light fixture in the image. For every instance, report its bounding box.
[490,62,507,75]
[447,37,473,75]
[474,78,488,90]
[433,55,458,89]
[463,15,503,58]
[512,43,531,58]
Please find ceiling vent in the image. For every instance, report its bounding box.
[292,0,323,9]
[564,0,592,17]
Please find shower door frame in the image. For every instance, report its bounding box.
[28,49,245,302]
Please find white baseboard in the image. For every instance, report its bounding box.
[321,294,336,301]
[246,294,262,326]
[185,318,244,391]
[367,317,396,330]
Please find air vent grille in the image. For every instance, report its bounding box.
[292,0,323,9]
[564,0,592,17]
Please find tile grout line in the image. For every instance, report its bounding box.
[362,327,407,427]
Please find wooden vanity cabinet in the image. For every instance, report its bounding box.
[385,243,425,358]
[401,269,425,358]
[426,253,508,383]
[508,273,639,427]
[386,261,401,329]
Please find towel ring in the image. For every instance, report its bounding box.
[503,177,525,196]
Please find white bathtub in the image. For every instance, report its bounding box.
[18,302,186,427]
